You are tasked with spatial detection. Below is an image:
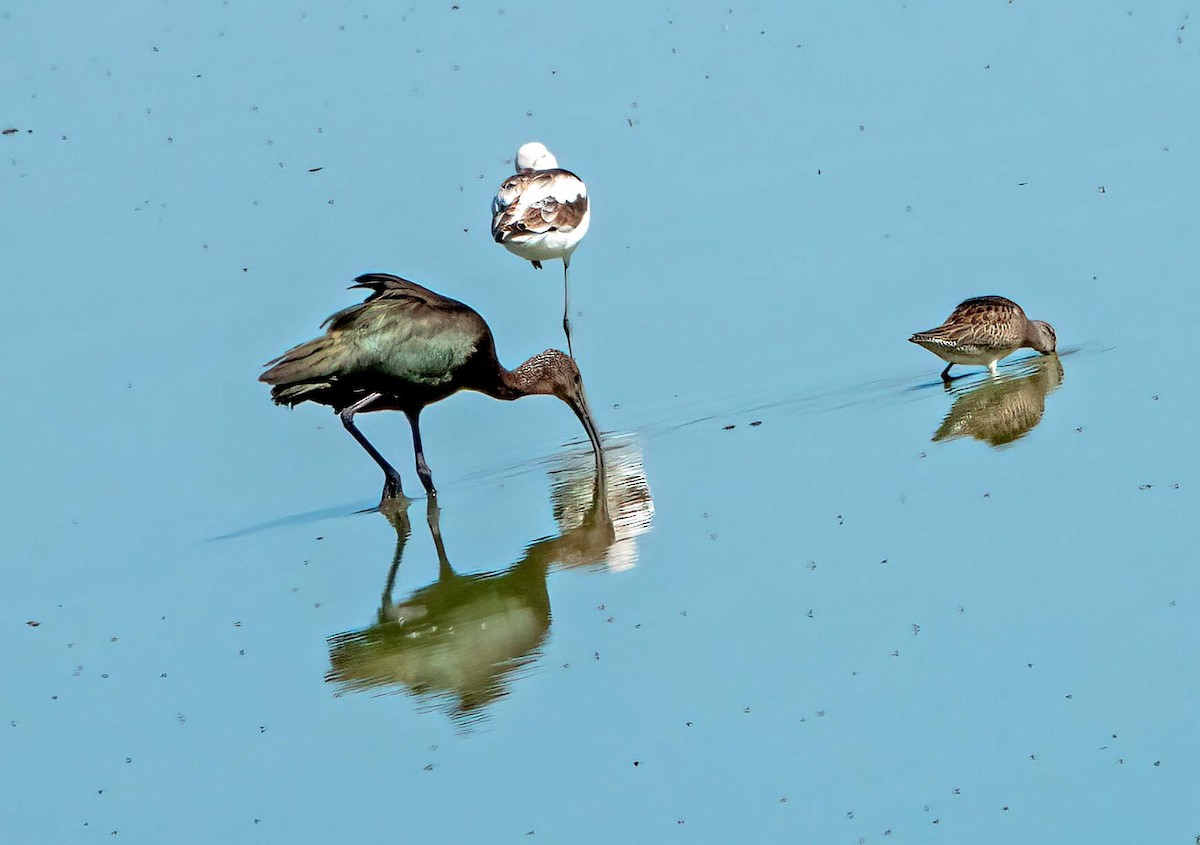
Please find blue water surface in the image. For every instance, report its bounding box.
[2,1,1198,842]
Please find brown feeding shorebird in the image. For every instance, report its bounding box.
[260,273,606,506]
[909,295,1057,381]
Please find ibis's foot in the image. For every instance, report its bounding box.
[381,473,406,503]
[414,454,437,499]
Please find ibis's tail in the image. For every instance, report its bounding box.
[260,336,346,406]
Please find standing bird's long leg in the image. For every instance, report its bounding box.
[339,392,405,502]
[562,256,574,358]
[405,409,437,499]
[941,363,954,381]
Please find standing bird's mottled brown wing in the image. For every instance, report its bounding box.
[910,296,1028,352]
[260,274,492,406]
[491,169,588,244]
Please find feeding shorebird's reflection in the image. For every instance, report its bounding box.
[326,439,653,723]
[932,354,1064,447]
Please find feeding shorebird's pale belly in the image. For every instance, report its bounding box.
[913,337,1016,368]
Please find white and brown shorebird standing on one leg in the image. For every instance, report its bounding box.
[909,295,1057,381]
[491,141,590,357]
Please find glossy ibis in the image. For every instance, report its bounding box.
[491,141,590,357]
[260,273,606,505]
[909,295,1057,380]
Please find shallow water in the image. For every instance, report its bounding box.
[3,1,1199,842]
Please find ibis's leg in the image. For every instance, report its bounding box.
[562,258,574,358]
[339,393,405,502]
[941,363,953,381]
[405,409,437,499]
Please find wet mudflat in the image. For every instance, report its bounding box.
[2,2,1199,843]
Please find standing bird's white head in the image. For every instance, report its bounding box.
[515,141,559,172]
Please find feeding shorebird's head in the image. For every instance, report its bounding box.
[1027,320,1057,355]
[515,141,558,171]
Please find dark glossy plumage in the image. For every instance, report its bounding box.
[260,273,606,506]
[263,276,493,411]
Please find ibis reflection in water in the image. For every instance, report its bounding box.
[326,439,653,723]
[932,354,1064,447]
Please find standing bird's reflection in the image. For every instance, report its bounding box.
[326,485,616,723]
[932,355,1064,447]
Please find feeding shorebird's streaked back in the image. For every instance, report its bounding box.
[909,295,1057,380]
[259,273,606,508]
[491,141,590,357]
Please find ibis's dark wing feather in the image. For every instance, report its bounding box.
[260,274,491,405]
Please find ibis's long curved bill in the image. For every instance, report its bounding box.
[568,386,609,517]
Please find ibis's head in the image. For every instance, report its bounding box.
[524,350,607,497]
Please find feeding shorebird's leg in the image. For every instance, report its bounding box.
[988,360,1000,377]
[339,392,405,503]
[941,363,954,382]
[562,257,574,358]
[405,409,437,499]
